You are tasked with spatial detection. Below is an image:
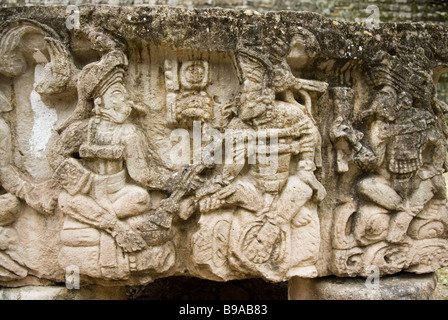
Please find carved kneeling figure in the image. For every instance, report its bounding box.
[52,54,174,280]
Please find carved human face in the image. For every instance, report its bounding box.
[97,82,132,124]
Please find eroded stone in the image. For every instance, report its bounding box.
[0,6,447,290]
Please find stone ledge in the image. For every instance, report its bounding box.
[289,272,438,300]
[0,285,127,300]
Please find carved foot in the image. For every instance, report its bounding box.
[387,211,414,244]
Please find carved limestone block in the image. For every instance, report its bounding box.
[0,5,447,286]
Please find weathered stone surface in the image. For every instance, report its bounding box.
[288,272,438,300]
[0,5,447,292]
[0,285,127,300]
[1,1,448,25]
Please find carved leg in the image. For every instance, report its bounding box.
[108,185,150,219]
[0,227,27,281]
[272,175,313,222]
[58,191,146,253]
[357,175,402,211]
[387,178,439,243]
[287,206,320,278]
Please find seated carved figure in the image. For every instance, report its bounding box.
[50,50,174,280]
[192,34,327,281]
[356,89,448,244]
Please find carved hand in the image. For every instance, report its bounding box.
[296,78,328,93]
[112,221,147,253]
[297,170,326,203]
[33,180,59,215]
[199,194,225,213]
[291,208,314,227]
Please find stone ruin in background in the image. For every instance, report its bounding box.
[0,5,447,299]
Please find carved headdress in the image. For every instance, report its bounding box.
[56,50,128,133]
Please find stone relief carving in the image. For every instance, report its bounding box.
[191,29,327,282]
[52,47,175,281]
[329,48,448,277]
[0,6,447,286]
